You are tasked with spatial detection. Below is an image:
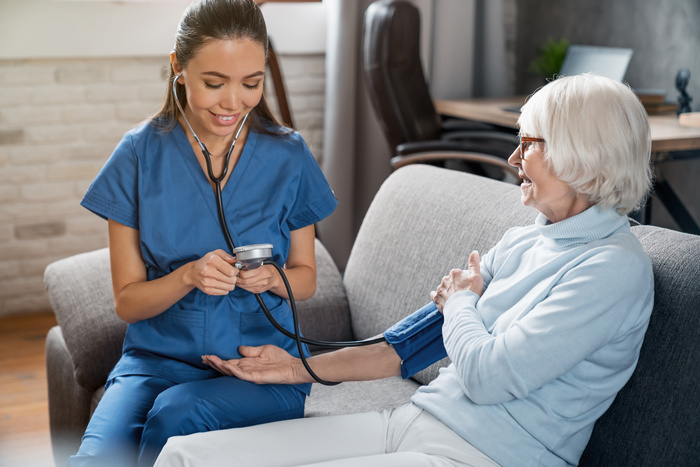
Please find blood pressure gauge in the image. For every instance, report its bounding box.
[233,244,273,270]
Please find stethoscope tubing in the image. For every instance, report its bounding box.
[173,74,249,185]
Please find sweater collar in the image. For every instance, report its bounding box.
[534,204,628,249]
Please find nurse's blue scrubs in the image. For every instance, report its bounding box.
[72,118,337,467]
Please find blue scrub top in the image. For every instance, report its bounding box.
[81,118,337,393]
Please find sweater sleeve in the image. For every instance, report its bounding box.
[441,245,653,405]
[478,247,495,290]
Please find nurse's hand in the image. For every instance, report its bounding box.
[236,265,279,295]
[186,250,239,295]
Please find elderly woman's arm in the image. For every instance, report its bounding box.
[203,340,401,384]
[205,251,485,384]
[438,239,653,405]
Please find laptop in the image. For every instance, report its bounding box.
[505,45,634,113]
[558,45,633,81]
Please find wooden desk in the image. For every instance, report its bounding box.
[435,97,700,153]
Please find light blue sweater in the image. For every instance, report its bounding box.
[411,205,653,466]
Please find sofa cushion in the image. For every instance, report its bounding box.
[343,165,536,385]
[44,248,126,392]
[305,377,420,417]
[580,225,700,465]
[297,240,355,352]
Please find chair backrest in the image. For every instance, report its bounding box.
[362,0,443,149]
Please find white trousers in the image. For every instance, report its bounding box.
[155,403,500,467]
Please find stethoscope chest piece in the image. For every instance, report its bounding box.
[233,243,273,270]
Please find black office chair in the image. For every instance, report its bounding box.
[362,0,519,182]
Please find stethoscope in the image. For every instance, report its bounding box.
[172,75,250,258]
[172,75,385,385]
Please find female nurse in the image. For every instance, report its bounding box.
[157,74,655,467]
[72,0,337,465]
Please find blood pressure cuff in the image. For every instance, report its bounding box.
[383,302,447,379]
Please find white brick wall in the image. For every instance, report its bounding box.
[266,53,326,160]
[0,53,325,316]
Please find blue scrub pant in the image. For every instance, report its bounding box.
[67,374,306,467]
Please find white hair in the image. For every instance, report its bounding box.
[518,73,653,215]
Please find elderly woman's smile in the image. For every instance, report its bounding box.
[507,141,591,223]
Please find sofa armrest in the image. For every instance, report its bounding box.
[296,239,354,352]
[45,326,93,467]
[44,248,126,392]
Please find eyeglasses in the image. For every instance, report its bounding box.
[519,136,545,159]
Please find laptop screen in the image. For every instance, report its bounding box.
[558,45,633,82]
[502,45,635,114]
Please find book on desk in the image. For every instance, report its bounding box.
[635,88,678,115]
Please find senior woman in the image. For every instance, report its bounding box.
[155,74,654,467]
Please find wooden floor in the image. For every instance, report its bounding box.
[0,311,57,467]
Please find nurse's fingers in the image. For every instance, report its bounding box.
[203,251,239,277]
[217,249,238,265]
[188,252,240,295]
[237,265,275,293]
[210,250,239,271]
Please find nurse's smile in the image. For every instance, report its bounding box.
[212,111,242,126]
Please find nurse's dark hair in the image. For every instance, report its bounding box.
[153,0,287,134]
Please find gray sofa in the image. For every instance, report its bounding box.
[45,165,700,466]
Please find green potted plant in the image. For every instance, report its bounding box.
[528,38,570,82]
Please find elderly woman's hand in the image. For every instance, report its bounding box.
[431,251,483,313]
[203,345,312,385]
